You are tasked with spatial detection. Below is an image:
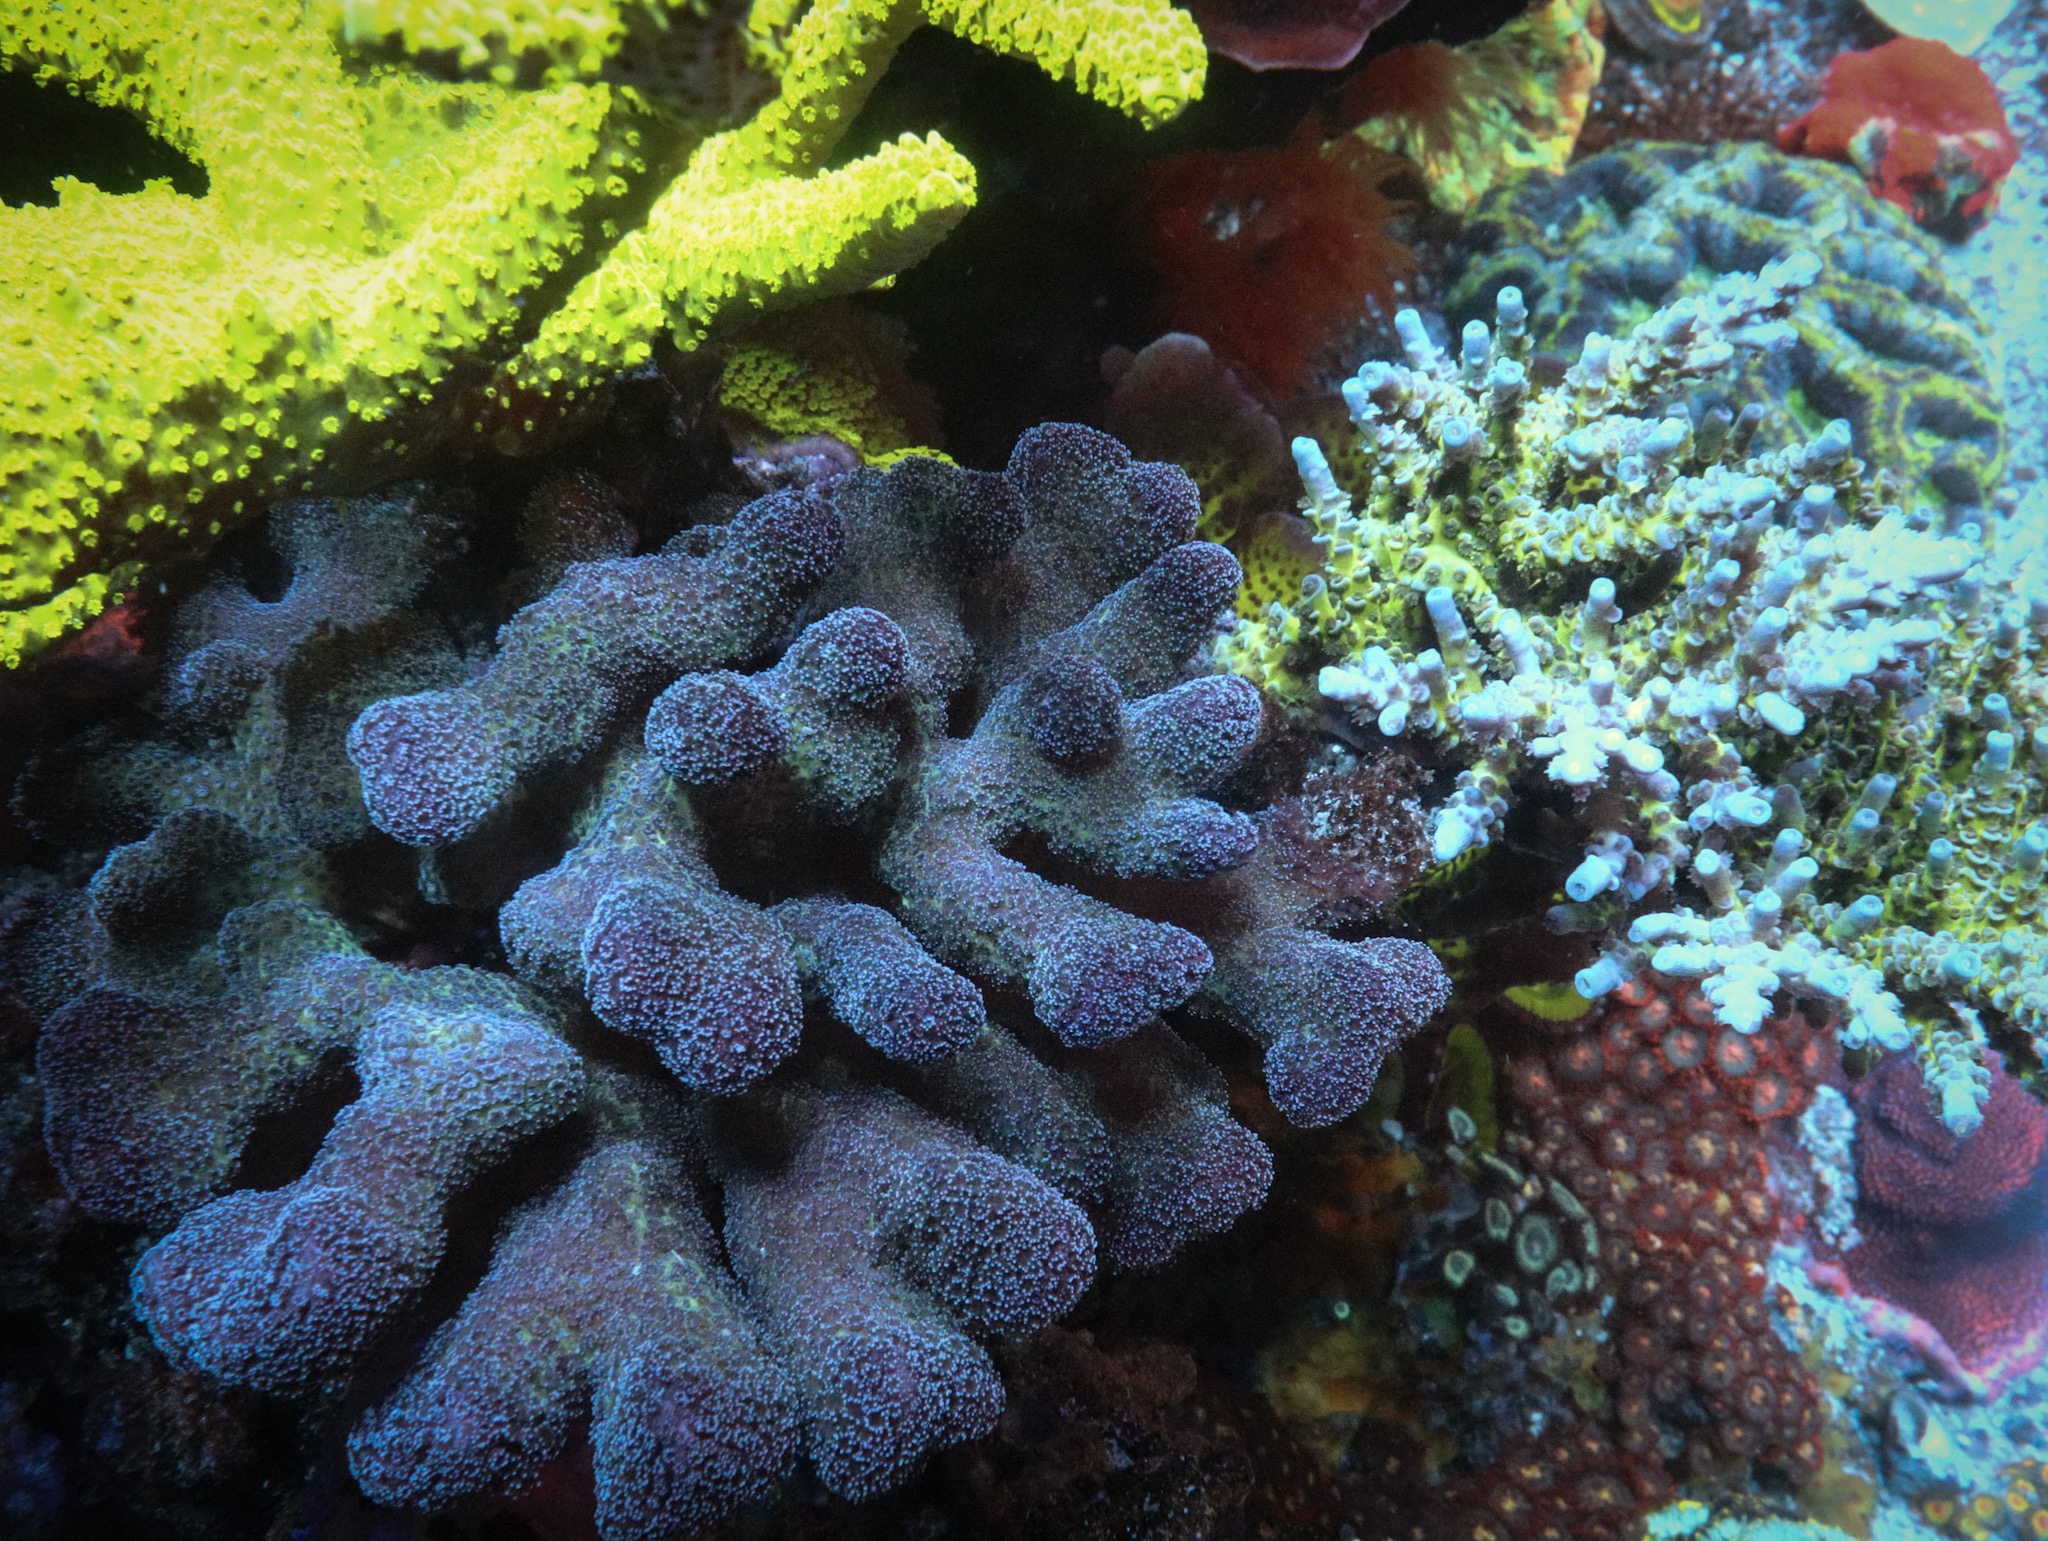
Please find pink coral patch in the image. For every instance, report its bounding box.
[1845,1052,2048,1394]
[1187,0,1411,71]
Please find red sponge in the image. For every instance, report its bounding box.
[1779,37,2019,230]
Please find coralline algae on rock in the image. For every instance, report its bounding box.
[1846,1049,2048,1394]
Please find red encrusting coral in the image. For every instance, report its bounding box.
[1844,1050,2048,1393]
[1128,142,1415,400]
[1777,37,2020,231]
[1185,0,1412,72]
[1507,977,1828,1487]
[1419,1416,1673,1541]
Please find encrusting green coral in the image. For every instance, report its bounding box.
[1448,141,2008,512]
[717,305,941,463]
[0,0,1205,668]
[1218,249,2048,1136]
[1345,0,1606,216]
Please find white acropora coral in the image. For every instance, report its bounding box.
[1220,251,2048,1135]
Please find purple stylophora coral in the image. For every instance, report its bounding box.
[346,484,844,848]
[10,426,1447,1537]
[716,1083,1096,1499]
[348,1070,803,1535]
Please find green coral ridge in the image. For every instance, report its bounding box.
[0,0,1205,668]
[1219,250,2046,1137]
[319,0,719,84]
[1646,1502,1860,1541]
[1448,141,2007,513]
[1347,0,1605,216]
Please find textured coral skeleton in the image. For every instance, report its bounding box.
[8,424,1446,1535]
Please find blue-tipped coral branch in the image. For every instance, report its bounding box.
[1223,250,2043,1135]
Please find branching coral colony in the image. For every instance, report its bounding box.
[10,425,1448,1535]
[1220,251,2046,1137]
[1447,143,2007,511]
[0,0,1206,667]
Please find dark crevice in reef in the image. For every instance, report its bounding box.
[0,68,208,207]
[233,1055,361,1196]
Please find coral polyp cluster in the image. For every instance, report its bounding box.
[1424,1417,1673,1541]
[1509,977,1828,1482]
[7,422,1446,1534]
[1346,976,1833,1540]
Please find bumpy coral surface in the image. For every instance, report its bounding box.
[1447,141,2007,508]
[1915,1452,2048,1541]
[1845,1050,2048,1393]
[11,424,1446,1537]
[350,424,1447,1124]
[0,0,1206,668]
[1509,978,1830,1484]
[718,306,941,464]
[1221,243,2048,1132]
[1779,38,2021,232]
